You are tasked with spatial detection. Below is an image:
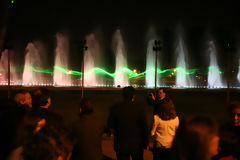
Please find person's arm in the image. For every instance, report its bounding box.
[147,92,156,105]
[105,105,115,136]
[151,115,157,136]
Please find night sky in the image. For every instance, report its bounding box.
[1,0,240,71]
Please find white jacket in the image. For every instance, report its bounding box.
[151,115,179,148]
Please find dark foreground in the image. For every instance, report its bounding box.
[1,88,240,159]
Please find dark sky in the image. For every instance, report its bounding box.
[1,0,240,70]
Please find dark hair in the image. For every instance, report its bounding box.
[22,126,73,160]
[156,99,177,120]
[122,86,135,100]
[32,89,51,108]
[229,101,240,111]
[171,116,218,160]
[158,88,167,93]
[79,99,93,115]
[33,87,50,96]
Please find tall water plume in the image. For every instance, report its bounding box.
[22,43,45,85]
[0,50,9,84]
[175,32,194,88]
[146,40,161,88]
[84,33,103,86]
[207,40,225,88]
[112,29,129,87]
[237,44,240,83]
[0,49,19,84]
[53,33,71,86]
[237,58,240,83]
[145,27,160,88]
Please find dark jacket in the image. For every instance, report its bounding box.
[107,100,148,153]
[70,113,105,160]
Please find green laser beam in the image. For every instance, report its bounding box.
[0,65,224,78]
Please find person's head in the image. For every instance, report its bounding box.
[156,99,177,120]
[78,98,93,115]
[14,90,32,108]
[122,86,135,101]
[32,88,51,109]
[171,116,219,160]
[36,93,51,109]
[157,88,166,100]
[229,101,240,127]
[33,87,50,96]
[22,126,73,160]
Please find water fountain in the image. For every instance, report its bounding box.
[53,33,72,86]
[22,42,46,86]
[112,29,129,87]
[84,33,104,87]
[145,39,161,88]
[0,28,238,89]
[145,26,161,88]
[207,40,226,88]
[175,32,194,88]
[0,49,20,85]
[0,49,10,85]
[237,45,240,84]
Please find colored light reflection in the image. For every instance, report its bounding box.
[18,65,204,79]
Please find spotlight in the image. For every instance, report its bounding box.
[80,40,88,52]
[83,46,88,51]
[153,40,161,51]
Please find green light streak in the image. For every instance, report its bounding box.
[27,65,53,74]
[1,65,224,79]
[176,67,200,75]
[208,66,224,74]
[54,66,70,74]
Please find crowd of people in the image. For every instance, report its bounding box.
[0,87,239,160]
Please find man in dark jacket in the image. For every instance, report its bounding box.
[147,88,173,115]
[107,86,148,160]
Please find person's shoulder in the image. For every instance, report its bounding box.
[109,102,122,112]
[173,116,180,123]
[153,114,161,120]
[220,122,234,130]
[164,96,172,102]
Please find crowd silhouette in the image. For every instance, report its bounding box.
[0,87,239,160]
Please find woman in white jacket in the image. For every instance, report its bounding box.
[151,99,179,160]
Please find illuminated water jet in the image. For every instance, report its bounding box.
[146,39,160,88]
[112,29,129,87]
[207,40,226,88]
[23,42,46,86]
[53,33,72,86]
[175,33,194,88]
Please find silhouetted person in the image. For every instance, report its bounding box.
[107,86,148,160]
[22,125,73,160]
[32,89,64,128]
[171,116,219,160]
[32,87,50,107]
[214,101,240,160]
[0,101,19,160]
[0,90,32,159]
[70,98,105,160]
[7,110,46,160]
